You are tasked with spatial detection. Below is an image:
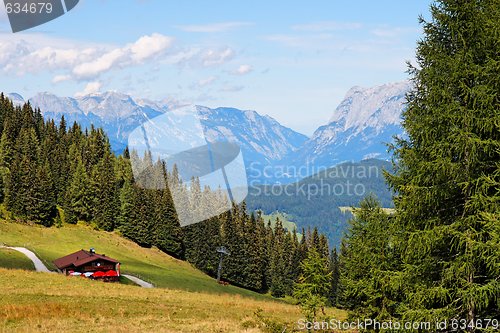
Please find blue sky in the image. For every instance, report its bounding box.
[0,0,432,135]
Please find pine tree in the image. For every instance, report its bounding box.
[338,196,401,322]
[91,150,118,231]
[386,0,500,327]
[243,213,264,291]
[269,217,289,297]
[133,188,154,247]
[118,179,135,238]
[293,248,332,322]
[153,184,184,259]
[27,160,57,226]
[9,128,40,218]
[0,121,15,203]
[328,247,340,307]
[65,159,93,223]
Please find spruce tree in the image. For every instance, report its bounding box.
[386,0,500,327]
[65,158,93,223]
[338,196,401,322]
[91,150,118,231]
[293,248,332,322]
[243,213,264,291]
[153,185,184,259]
[269,218,289,297]
[329,247,340,307]
[118,179,136,238]
[28,161,57,226]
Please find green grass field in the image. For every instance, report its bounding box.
[0,220,348,332]
[0,220,268,298]
[0,268,347,332]
[0,248,34,271]
[339,206,395,214]
[260,211,298,232]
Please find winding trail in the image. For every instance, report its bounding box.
[1,245,155,288]
[0,246,51,272]
[122,274,154,288]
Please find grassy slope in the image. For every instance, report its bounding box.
[0,268,347,333]
[338,206,395,214]
[0,220,267,298]
[0,248,34,270]
[261,212,298,232]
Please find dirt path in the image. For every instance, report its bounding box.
[122,274,154,288]
[0,246,51,272]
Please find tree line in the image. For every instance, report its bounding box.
[0,95,338,297]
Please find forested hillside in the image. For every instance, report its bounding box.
[247,159,393,247]
[0,94,336,297]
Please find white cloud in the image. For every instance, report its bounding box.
[73,48,125,79]
[292,21,362,32]
[170,47,236,69]
[189,76,218,90]
[220,85,244,92]
[264,33,333,48]
[75,81,102,97]
[370,27,419,38]
[197,76,217,87]
[176,22,252,33]
[72,33,174,79]
[130,33,173,62]
[0,32,238,89]
[52,74,71,83]
[231,64,253,75]
[200,47,234,67]
[1,41,98,75]
[0,33,174,80]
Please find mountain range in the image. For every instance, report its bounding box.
[282,81,410,181]
[7,81,410,184]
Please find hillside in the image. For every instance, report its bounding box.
[247,159,394,247]
[0,268,346,333]
[0,220,266,298]
[0,247,34,270]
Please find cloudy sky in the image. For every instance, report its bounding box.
[0,0,432,135]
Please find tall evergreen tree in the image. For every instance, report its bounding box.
[91,150,118,231]
[65,159,93,223]
[118,179,135,237]
[338,196,401,323]
[153,184,184,259]
[269,218,289,297]
[386,0,500,327]
[27,160,57,226]
[293,248,332,322]
[328,247,340,307]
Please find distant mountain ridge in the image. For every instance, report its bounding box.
[7,92,308,181]
[283,81,410,180]
[7,81,409,183]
